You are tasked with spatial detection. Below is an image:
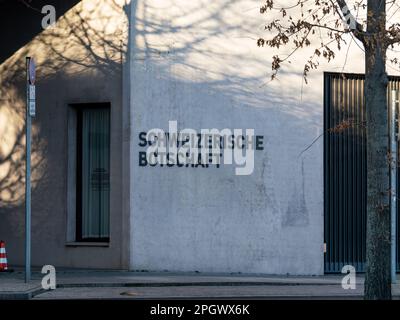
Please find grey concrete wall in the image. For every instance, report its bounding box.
[0,0,130,269]
[127,0,368,275]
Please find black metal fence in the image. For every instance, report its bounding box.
[324,72,400,273]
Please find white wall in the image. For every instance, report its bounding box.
[128,0,370,275]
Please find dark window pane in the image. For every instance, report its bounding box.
[78,107,110,240]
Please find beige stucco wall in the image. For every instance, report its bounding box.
[0,0,131,269]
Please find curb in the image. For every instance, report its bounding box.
[0,287,44,300]
[56,281,344,288]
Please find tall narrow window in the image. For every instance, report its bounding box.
[76,104,110,242]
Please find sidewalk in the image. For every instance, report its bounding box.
[0,273,42,300]
[1,269,399,299]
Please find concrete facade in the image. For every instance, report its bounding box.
[127,0,400,275]
[129,0,333,275]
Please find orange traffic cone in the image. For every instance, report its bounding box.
[0,241,9,272]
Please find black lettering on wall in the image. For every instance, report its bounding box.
[256,135,264,150]
[139,151,148,166]
[139,132,147,147]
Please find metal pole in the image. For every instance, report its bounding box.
[391,90,398,284]
[25,57,31,283]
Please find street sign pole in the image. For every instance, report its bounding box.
[25,57,35,283]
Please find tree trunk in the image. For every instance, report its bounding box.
[364,0,391,300]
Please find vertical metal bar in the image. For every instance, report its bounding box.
[344,77,348,267]
[329,74,334,272]
[338,77,346,272]
[355,78,359,270]
[25,57,31,283]
[324,74,329,272]
[342,79,349,265]
[349,78,354,268]
[334,76,339,272]
[391,90,397,284]
[359,76,364,270]
[361,77,366,271]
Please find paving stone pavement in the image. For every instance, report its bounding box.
[34,285,367,300]
[2,269,400,299]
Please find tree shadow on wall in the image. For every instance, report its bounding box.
[0,0,129,241]
[0,0,320,238]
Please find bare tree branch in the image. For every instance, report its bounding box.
[333,0,365,38]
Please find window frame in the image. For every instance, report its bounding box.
[75,103,111,243]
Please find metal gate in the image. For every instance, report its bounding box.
[324,72,400,273]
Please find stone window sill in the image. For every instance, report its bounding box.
[66,242,110,247]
